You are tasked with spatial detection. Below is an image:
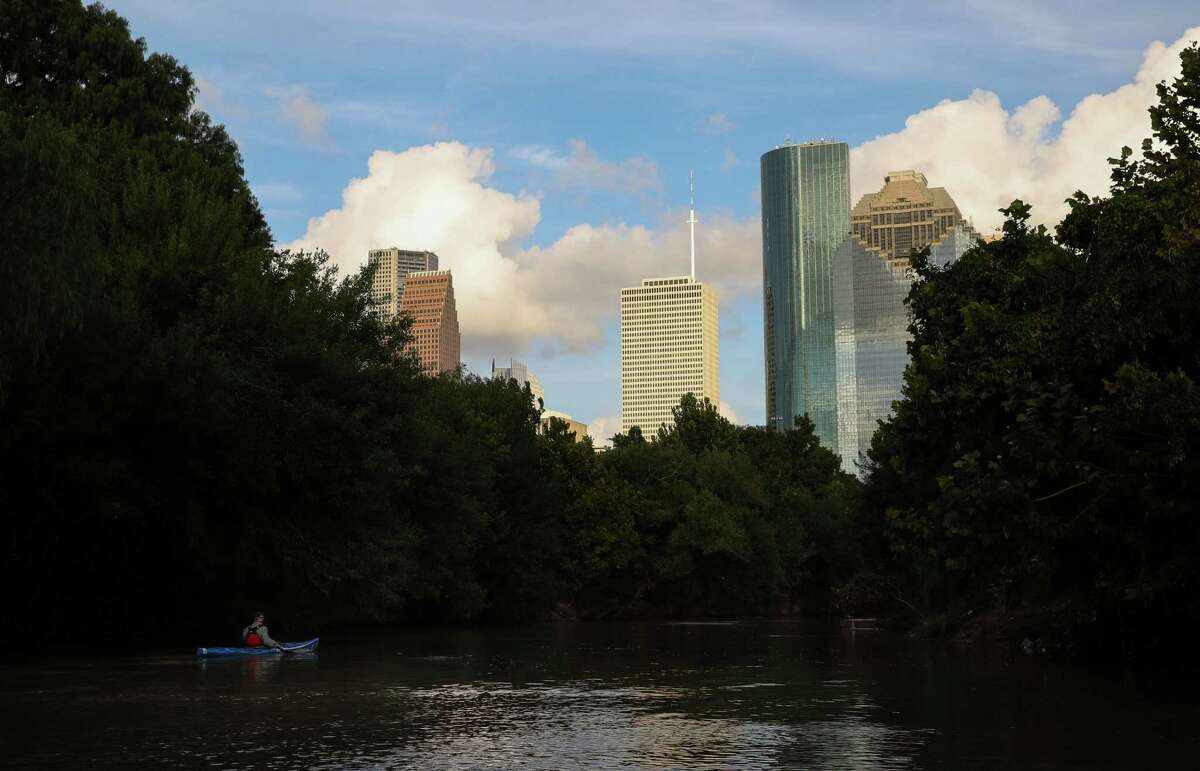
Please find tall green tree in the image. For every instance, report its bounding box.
[570,396,862,618]
[863,44,1200,654]
[0,1,427,640]
[0,1,868,646]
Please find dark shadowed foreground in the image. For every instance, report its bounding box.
[2,621,1196,770]
[4,1,1200,662]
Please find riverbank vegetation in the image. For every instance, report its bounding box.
[0,1,863,644]
[2,2,1197,659]
[862,43,1200,657]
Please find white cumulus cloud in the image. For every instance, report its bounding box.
[287,142,760,356]
[285,28,1200,370]
[850,27,1200,232]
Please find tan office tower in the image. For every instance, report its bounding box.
[368,248,438,319]
[398,270,460,376]
[847,170,975,268]
[832,170,980,471]
[620,276,719,435]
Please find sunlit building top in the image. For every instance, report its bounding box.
[368,247,438,319]
[398,269,460,377]
[849,170,976,268]
[833,171,980,473]
[620,276,719,436]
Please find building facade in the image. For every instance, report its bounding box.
[760,140,851,445]
[493,359,545,407]
[620,276,719,435]
[368,248,438,319]
[540,410,589,443]
[832,171,979,471]
[398,270,460,376]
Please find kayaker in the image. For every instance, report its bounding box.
[242,611,282,649]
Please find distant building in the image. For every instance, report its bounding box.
[540,410,589,442]
[368,248,438,319]
[760,140,850,444]
[620,276,719,435]
[846,170,975,268]
[832,170,980,472]
[492,359,545,407]
[398,270,460,376]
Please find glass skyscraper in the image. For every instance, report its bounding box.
[832,171,980,472]
[760,140,850,443]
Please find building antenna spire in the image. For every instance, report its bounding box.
[688,170,697,279]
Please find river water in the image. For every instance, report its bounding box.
[1,620,1196,769]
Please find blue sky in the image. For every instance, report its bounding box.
[112,1,1198,438]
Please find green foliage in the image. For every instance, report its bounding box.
[0,3,867,644]
[566,396,862,618]
[863,43,1200,655]
[0,0,267,399]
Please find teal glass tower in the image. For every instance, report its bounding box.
[760,140,850,445]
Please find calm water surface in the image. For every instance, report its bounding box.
[2,620,1197,769]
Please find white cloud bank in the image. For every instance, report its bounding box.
[288,28,1199,359]
[288,143,759,356]
[852,27,1200,232]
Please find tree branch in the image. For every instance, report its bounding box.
[1032,479,1091,503]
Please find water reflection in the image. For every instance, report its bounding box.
[195,651,318,684]
[1,621,1197,770]
[299,678,917,770]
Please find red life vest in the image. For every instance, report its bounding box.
[244,624,264,647]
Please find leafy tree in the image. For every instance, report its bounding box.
[0,1,866,646]
[863,43,1200,654]
[573,396,862,618]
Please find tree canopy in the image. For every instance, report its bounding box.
[0,2,863,644]
[6,2,1198,661]
[863,43,1200,655]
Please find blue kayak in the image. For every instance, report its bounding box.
[196,637,319,657]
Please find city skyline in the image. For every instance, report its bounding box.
[368,164,975,463]
[10,4,1198,755]
[109,1,1200,442]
